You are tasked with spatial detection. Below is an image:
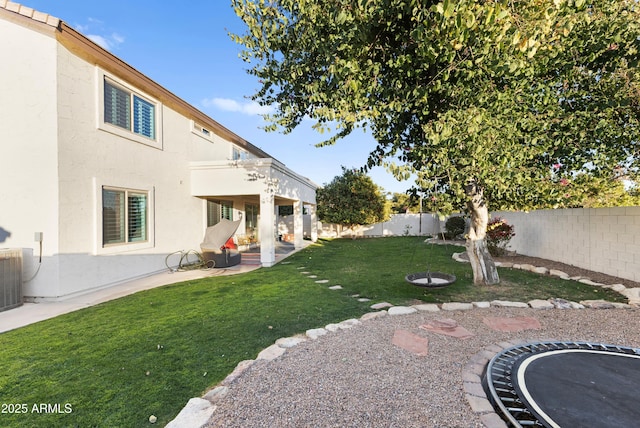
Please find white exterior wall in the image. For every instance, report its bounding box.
[0,18,61,297]
[1,9,318,300]
[315,213,441,238]
[495,207,640,282]
[46,40,261,298]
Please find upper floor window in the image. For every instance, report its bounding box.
[232,146,249,160]
[104,79,156,140]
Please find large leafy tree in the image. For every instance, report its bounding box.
[316,168,387,235]
[231,0,640,284]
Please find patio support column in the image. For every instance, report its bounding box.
[309,204,318,242]
[259,191,276,267]
[293,199,304,249]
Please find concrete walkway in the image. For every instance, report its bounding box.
[0,264,257,334]
[0,242,307,334]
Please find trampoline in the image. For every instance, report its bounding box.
[483,341,640,427]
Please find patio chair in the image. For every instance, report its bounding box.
[200,219,242,267]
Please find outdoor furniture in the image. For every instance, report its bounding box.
[200,219,242,268]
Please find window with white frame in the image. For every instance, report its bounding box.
[102,187,148,245]
[193,122,211,137]
[103,78,156,140]
[207,200,233,227]
[232,146,248,160]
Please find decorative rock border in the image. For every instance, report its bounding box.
[166,258,637,426]
[452,251,639,306]
[167,295,636,427]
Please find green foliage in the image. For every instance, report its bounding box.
[389,192,419,213]
[444,216,466,239]
[486,217,516,256]
[0,238,624,426]
[316,167,387,228]
[0,268,364,427]
[231,0,640,214]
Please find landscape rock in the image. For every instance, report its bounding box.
[275,336,307,348]
[620,288,640,305]
[370,302,393,310]
[609,284,627,293]
[532,267,549,275]
[528,299,554,309]
[549,298,574,309]
[472,302,491,309]
[441,302,474,311]
[328,285,343,290]
[388,306,418,316]
[579,300,615,309]
[360,311,388,321]
[222,360,255,385]
[257,344,286,361]
[412,304,440,312]
[452,252,468,263]
[165,398,216,428]
[578,278,603,286]
[203,386,229,402]
[337,319,361,329]
[325,323,341,332]
[549,269,569,279]
[490,300,529,308]
[305,328,328,339]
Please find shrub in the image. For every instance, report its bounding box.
[486,217,515,256]
[444,216,466,239]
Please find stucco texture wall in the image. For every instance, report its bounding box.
[495,207,640,283]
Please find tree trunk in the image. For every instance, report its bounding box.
[465,180,500,285]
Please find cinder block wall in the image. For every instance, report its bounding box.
[317,213,441,238]
[495,207,640,282]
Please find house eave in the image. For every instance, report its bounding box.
[190,158,318,203]
[0,0,272,160]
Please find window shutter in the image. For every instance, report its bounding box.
[221,202,233,220]
[207,200,221,227]
[103,189,125,244]
[104,81,131,130]
[128,193,148,242]
[133,95,155,139]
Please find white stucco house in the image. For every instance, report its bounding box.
[0,2,317,301]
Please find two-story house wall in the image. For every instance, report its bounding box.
[0,2,317,301]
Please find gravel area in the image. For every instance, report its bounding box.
[206,307,640,428]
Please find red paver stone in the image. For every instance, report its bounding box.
[391,329,429,356]
[482,316,541,332]
[419,318,475,339]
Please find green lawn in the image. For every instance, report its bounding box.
[0,237,624,427]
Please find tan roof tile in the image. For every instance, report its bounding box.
[1,1,60,27]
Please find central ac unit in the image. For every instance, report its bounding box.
[0,248,23,311]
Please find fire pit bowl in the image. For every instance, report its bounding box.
[405,272,456,288]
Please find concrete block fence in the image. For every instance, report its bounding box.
[495,207,640,283]
[281,207,639,283]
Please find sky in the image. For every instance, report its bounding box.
[20,0,414,194]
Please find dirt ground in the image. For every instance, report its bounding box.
[493,253,640,288]
[439,239,640,288]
